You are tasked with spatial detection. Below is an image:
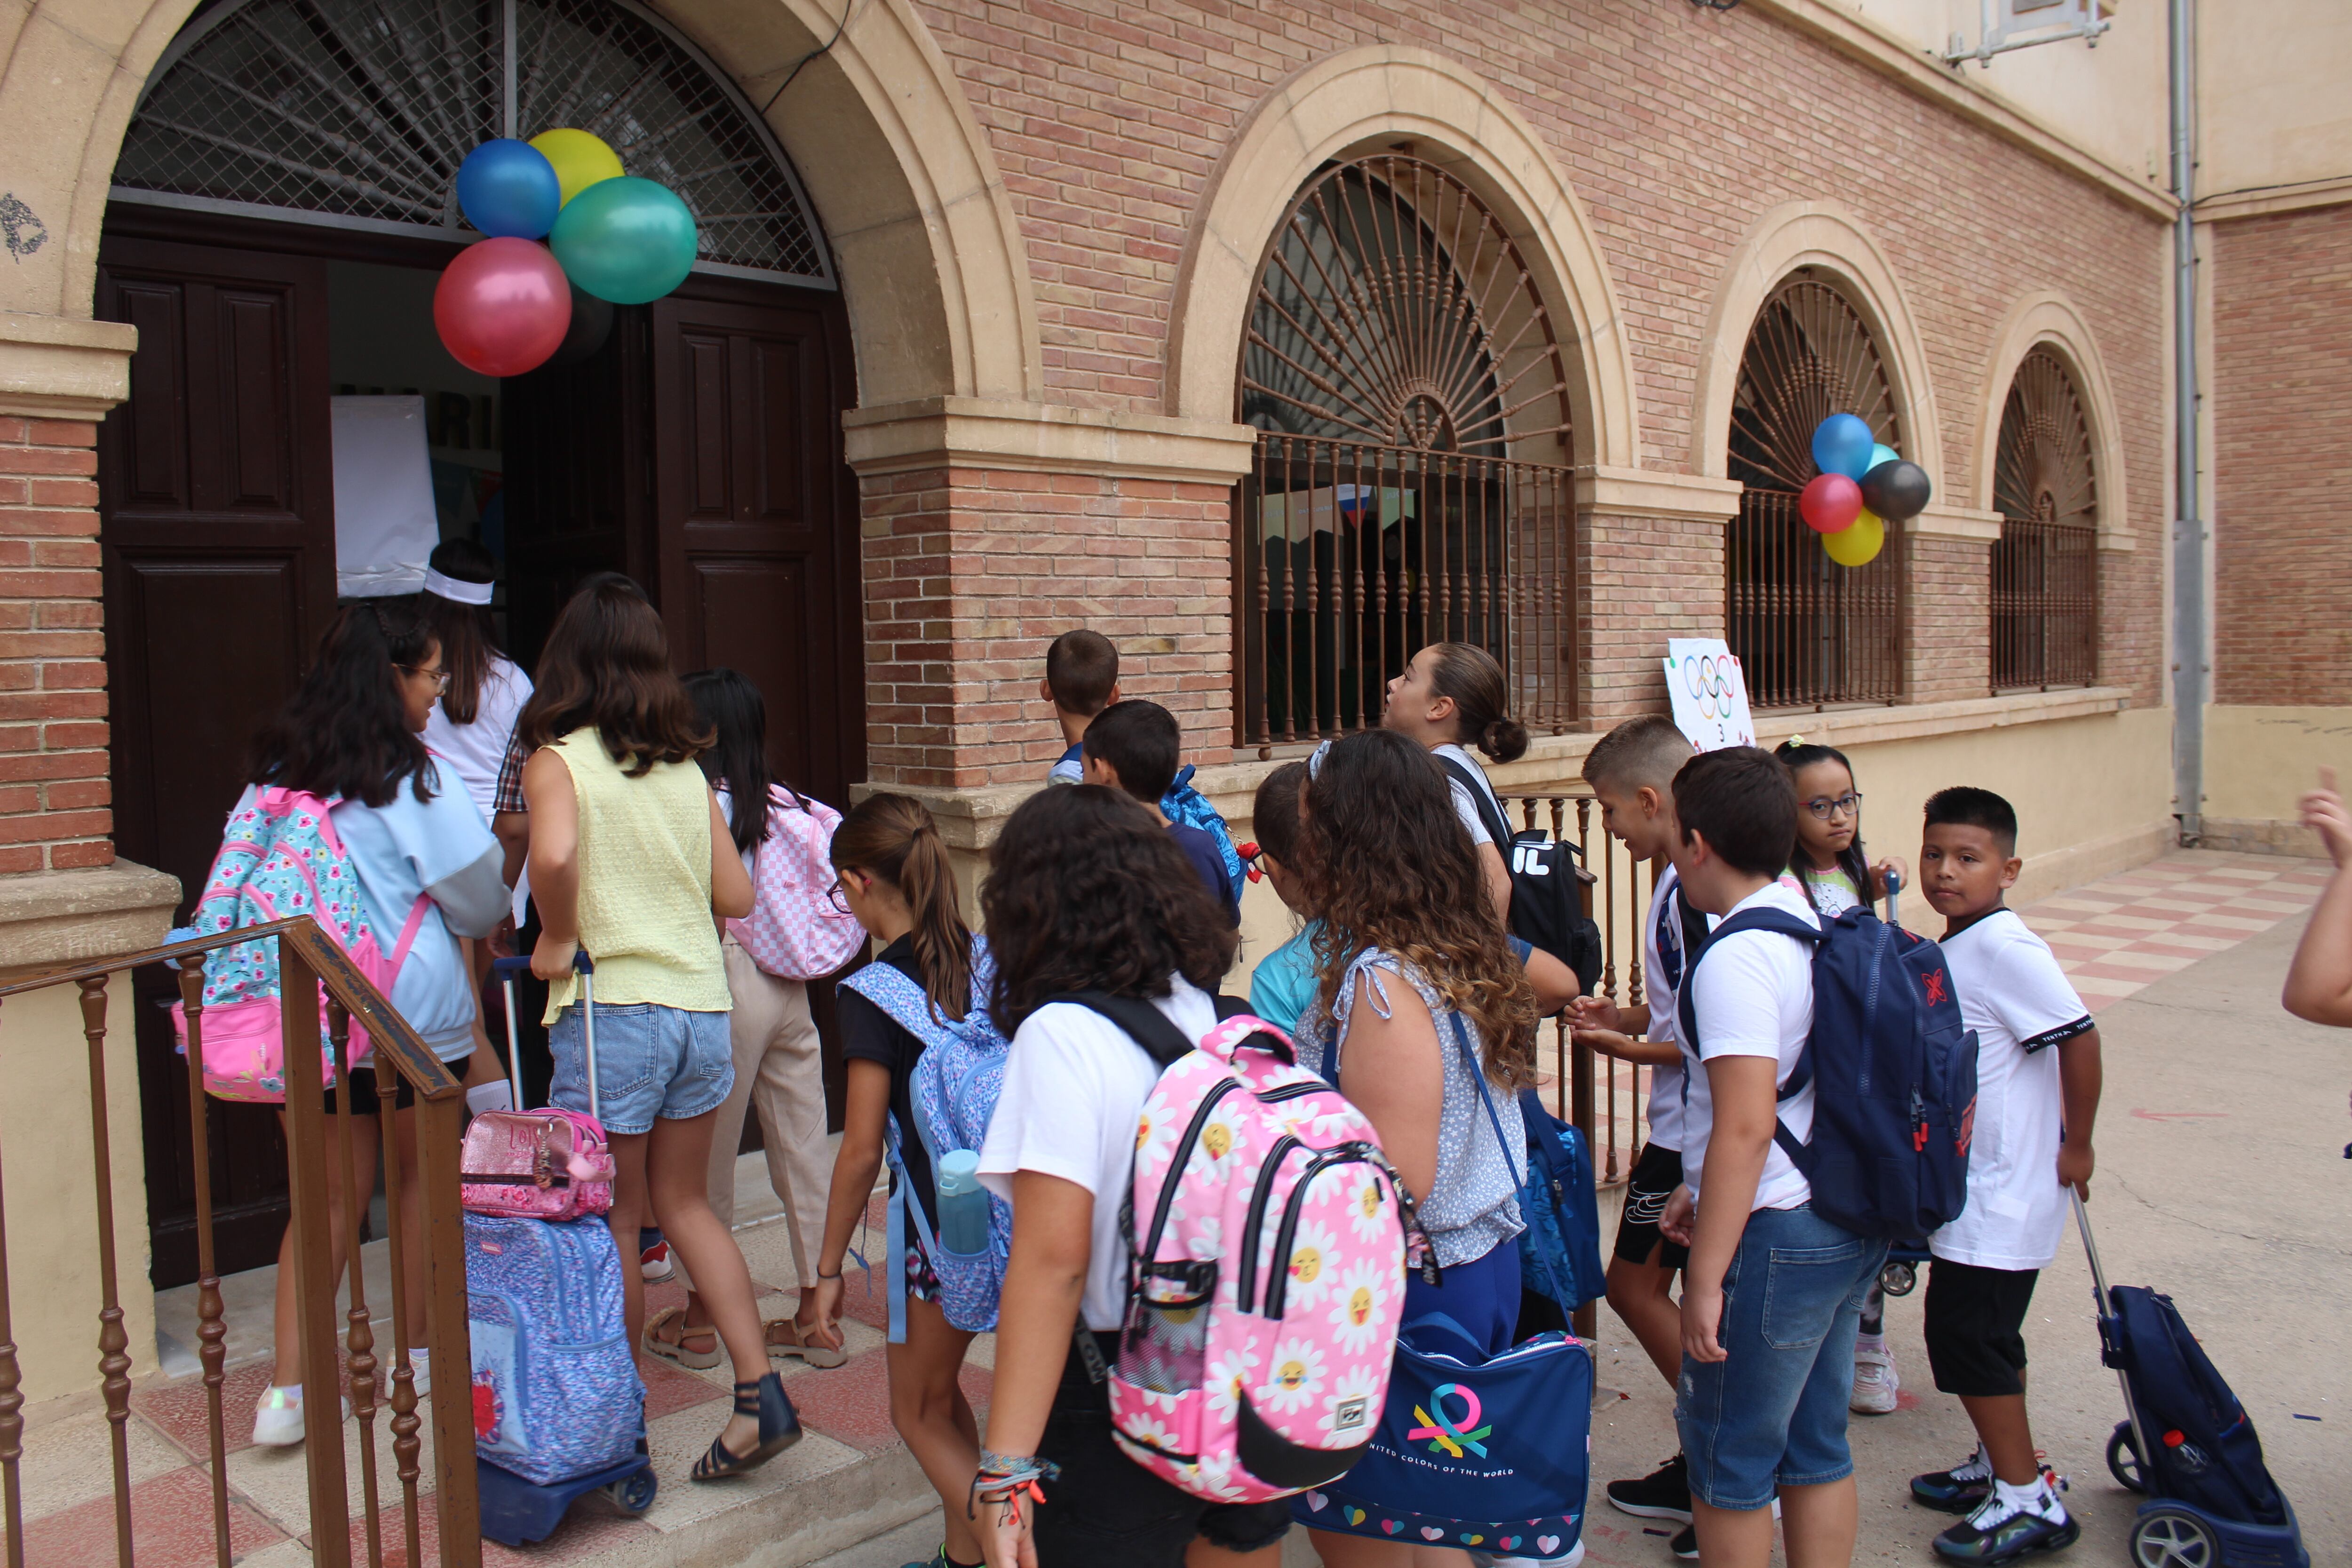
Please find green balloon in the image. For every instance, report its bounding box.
[549,177,698,304]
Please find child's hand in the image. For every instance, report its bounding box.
[1872,854,1910,895]
[1659,1184,1695,1246]
[2299,768,2352,869]
[531,931,579,982]
[2057,1140,2094,1198]
[1680,1282,1726,1364]
[1570,994,1621,1034]
[804,1275,846,1350]
[1571,1025,1641,1061]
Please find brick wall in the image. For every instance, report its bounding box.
[0,417,110,873]
[2211,203,2352,705]
[1578,510,1726,724]
[1907,536,1993,700]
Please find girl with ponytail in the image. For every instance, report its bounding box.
[1383,641,1529,923]
[807,794,996,1568]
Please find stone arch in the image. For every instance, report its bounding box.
[0,0,1039,406]
[1971,289,2131,548]
[1165,44,1640,470]
[1691,200,1943,486]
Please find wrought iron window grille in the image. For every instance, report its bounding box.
[1991,346,2099,691]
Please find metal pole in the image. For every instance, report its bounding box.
[2168,0,2205,844]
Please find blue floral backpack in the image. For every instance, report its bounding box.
[837,938,1012,1337]
[1160,764,1245,904]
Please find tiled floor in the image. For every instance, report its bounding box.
[2014,850,2333,1006]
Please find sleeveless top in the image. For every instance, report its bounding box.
[1294,947,1524,1267]
[539,728,731,1022]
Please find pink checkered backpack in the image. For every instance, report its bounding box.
[1055,995,1417,1504]
[735,783,865,980]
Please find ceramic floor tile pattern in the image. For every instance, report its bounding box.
[21,851,2331,1563]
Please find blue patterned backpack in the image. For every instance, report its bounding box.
[1160,764,1246,904]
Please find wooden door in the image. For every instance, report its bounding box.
[97,235,338,1285]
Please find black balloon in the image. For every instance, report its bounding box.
[1859,458,1932,523]
[543,283,614,368]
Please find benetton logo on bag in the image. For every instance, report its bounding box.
[1406,1383,1493,1458]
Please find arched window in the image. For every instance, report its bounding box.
[1235,153,1575,749]
[1726,273,1904,709]
[1991,348,2098,689]
[112,0,830,286]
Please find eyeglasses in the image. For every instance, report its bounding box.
[1803,791,1863,821]
[826,877,851,915]
[400,664,450,692]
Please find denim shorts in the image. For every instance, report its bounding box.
[548,1002,733,1135]
[1674,1204,1886,1510]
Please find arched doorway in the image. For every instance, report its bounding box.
[1726,272,1905,710]
[99,0,862,1282]
[1990,347,2098,691]
[1233,153,1577,750]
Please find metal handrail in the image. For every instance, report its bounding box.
[0,915,480,1568]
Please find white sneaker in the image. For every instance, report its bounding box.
[252,1386,307,1446]
[1486,1546,1584,1568]
[1851,1336,1900,1415]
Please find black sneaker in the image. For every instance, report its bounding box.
[1932,1499,2079,1565]
[1606,1453,1693,1523]
[1911,1459,1995,1515]
[1669,1525,1699,1560]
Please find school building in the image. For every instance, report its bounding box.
[0,0,2345,1409]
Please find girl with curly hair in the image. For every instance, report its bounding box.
[1293,728,1541,1566]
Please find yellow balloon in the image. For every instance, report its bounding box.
[1822,508,1885,567]
[529,129,624,207]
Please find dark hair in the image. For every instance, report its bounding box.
[983,785,1235,1036]
[247,600,438,807]
[1582,713,1694,793]
[419,538,503,725]
[1301,730,1538,1087]
[1046,629,1119,716]
[515,573,712,775]
[1252,761,1308,868]
[1081,699,1181,802]
[683,668,776,858]
[1923,786,2019,855]
[833,793,973,1021]
[1673,747,1797,880]
[1426,643,1528,763]
[1774,739,1872,901]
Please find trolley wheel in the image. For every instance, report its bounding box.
[1878,1260,1918,1297]
[599,1467,657,1515]
[2106,1424,2147,1494]
[2132,1508,2218,1568]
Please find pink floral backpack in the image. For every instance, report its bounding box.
[734,783,864,980]
[1058,996,1416,1503]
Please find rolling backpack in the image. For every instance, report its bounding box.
[1677,902,1979,1240]
[836,939,1013,1337]
[1055,994,1413,1504]
[466,1211,645,1485]
[736,783,866,980]
[1161,764,1247,905]
[1435,756,1605,994]
[170,786,430,1100]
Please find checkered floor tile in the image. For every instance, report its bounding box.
[2018,850,2333,1007]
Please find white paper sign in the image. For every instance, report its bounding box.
[1663,638,1757,751]
[331,395,439,597]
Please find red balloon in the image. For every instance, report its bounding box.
[433,238,571,377]
[1799,472,1864,534]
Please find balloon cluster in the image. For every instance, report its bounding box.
[433,130,699,378]
[1797,414,1932,567]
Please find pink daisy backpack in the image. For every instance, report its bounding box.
[1055,994,1420,1504]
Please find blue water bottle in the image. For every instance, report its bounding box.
[935,1149,990,1256]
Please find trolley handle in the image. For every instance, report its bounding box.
[488,950,598,1121]
[2071,1186,2151,1481]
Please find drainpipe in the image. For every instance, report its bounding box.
[2168,0,2204,844]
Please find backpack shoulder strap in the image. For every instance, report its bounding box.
[1674,905,1824,1059]
[1676,883,1710,966]
[1040,989,1195,1067]
[1433,753,1516,853]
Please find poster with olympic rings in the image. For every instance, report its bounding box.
[1663,638,1757,751]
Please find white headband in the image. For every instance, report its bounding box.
[421,566,496,605]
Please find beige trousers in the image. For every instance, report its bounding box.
[679,938,831,1293]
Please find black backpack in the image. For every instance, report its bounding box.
[1435,755,1605,994]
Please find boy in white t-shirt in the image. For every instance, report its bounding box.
[1907,788,2102,1565]
[1660,748,1884,1568]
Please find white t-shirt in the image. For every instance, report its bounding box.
[1929,910,2094,1271]
[977,975,1219,1331]
[1639,863,1711,1153]
[1432,743,1502,847]
[423,655,532,823]
[1679,879,1819,1212]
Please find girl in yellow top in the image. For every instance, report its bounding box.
[519,573,797,1481]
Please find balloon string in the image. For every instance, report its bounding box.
[761,0,854,116]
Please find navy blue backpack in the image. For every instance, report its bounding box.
[2105,1284,2290,1526]
[1679,903,1978,1240]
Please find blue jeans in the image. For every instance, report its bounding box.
[1675,1204,1886,1510]
[548,1002,732,1135]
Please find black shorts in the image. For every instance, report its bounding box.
[1923,1258,2038,1397]
[1613,1141,1689,1272]
[1032,1332,1291,1565]
[321,1055,471,1115]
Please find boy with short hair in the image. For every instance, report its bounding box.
[1573,716,1708,1557]
[1666,746,1883,1568]
[1041,629,1120,784]
[1907,787,2102,1564]
[1082,699,1241,928]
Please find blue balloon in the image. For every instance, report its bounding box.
[456,139,561,239]
[550,177,699,305]
[1811,413,1877,480]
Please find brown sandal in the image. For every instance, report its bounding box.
[764,1315,847,1369]
[642,1305,723,1370]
